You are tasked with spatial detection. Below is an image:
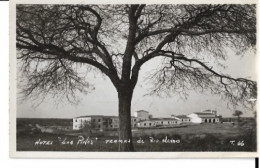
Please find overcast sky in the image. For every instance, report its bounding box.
[17,48,257,119]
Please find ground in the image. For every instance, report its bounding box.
[16,118,256,152]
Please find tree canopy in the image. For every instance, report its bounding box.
[233,110,243,116]
[17,4,256,107]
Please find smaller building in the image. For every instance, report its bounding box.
[137,118,181,128]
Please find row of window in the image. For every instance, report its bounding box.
[75,119,103,122]
[74,123,140,129]
[75,118,139,123]
[142,122,155,126]
[140,120,180,126]
[157,121,179,124]
[74,124,102,129]
[203,118,219,123]
[92,119,102,122]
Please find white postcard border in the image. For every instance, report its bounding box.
[9,0,259,158]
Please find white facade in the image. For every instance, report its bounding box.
[73,117,91,130]
[160,119,180,126]
[73,116,104,130]
[131,117,141,127]
[134,110,150,121]
[137,118,181,128]
[111,117,119,129]
[73,115,140,130]
[187,111,220,124]
[137,120,156,128]
[187,113,203,123]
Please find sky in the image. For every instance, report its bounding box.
[17,48,257,119]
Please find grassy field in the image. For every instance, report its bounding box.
[16,118,256,152]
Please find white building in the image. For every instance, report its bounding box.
[187,110,220,124]
[73,115,141,130]
[134,110,150,121]
[137,118,181,128]
[73,115,103,130]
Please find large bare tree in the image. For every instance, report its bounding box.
[16,4,256,151]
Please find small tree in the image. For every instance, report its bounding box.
[233,110,243,122]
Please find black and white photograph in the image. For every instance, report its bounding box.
[10,0,258,158]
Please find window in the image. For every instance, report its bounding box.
[98,125,101,128]
[161,121,163,124]
[98,119,101,122]
[149,123,151,126]
[93,119,95,122]
[168,121,170,124]
[75,119,77,122]
[144,123,146,126]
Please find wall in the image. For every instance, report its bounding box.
[187,114,202,123]
[135,111,149,121]
[137,121,156,128]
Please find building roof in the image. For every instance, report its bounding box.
[75,115,104,118]
[136,110,149,113]
[190,112,219,118]
[75,115,119,119]
[75,115,136,119]
[137,120,155,123]
[176,115,190,119]
[110,116,119,118]
[194,112,216,115]
[103,116,118,118]
[151,118,178,121]
[203,109,217,113]
[199,116,220,119]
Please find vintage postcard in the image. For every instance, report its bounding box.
[10,0,258,158]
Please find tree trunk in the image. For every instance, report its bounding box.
[117,88,134,151]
